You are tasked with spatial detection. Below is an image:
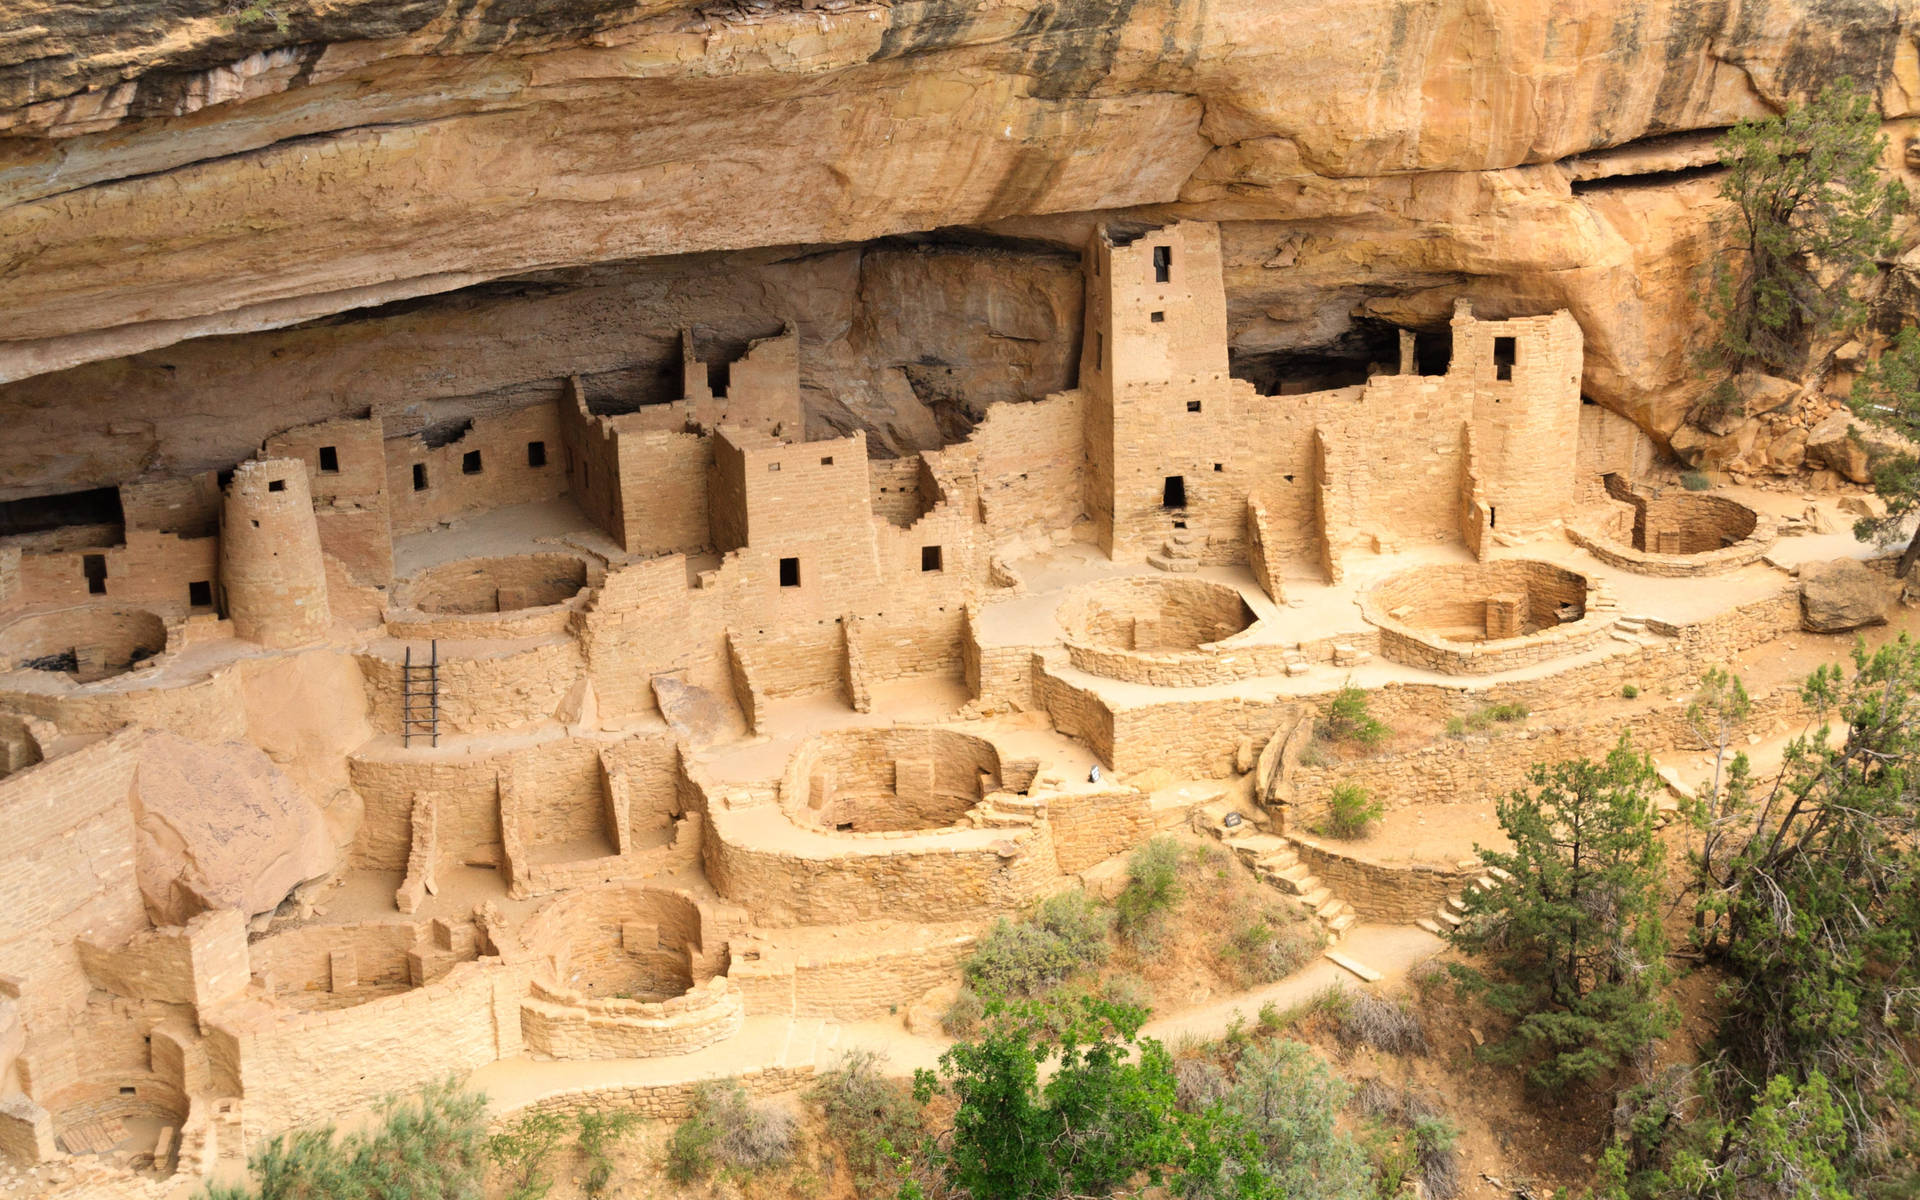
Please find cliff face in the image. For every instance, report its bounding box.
[1,0,1915,496]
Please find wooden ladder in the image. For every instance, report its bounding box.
[402,640,440,748]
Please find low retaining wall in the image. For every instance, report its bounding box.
[1287,835,1479,923]
[521,976,744,1060]
[728,932,977,1020]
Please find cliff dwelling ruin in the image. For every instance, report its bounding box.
[7,0,1920,1177]
[0,206,1902,1196]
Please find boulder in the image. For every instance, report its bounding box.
[1800,559,1899,634]
[132,732,336,927]
[906,984,960,1037]
[1735,372,1800,417]
[1670,418,1760,471]
[1766,427,1808,472]
[1805,413,1873,484]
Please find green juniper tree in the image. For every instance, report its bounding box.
[1708,79,1903,379]
[1691,638,1920,1161]
[1448,736,1676,1089]
[1848,329,1920,576]
[912,994,1283,1199]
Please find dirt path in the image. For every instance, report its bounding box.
[825,922,1446,1076]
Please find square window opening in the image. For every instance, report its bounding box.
[1153,244,1172,283]
[1150,311,1165,323]
[778,557,801,588]
[1173,519,1187,529]
[412,464,429,492]
[1162,475,1187,509]
[119,1087,136,1097]
[820,456,834,466]
[188,580,213,608]
[317,446,339,474]
[921,545,943,573]
[1187,400,1202,413]
[1494,336,1516,382]
[267,479,286,493]
[1213,462,1224,472]
[768,461,782,473]
[83,554,107,595]
[462,450,483,475]
[526,440,547,468]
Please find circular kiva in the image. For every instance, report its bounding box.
[782,726,1003,833]
[0,605,167,681]
[1362,560,1615,674]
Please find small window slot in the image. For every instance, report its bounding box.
[188,580,213,608]
[1150,311,1165,323]
[267,479,286,493]
[1494,336,1516,382]
[527,441,547,468]
[412,464,429,492]
[921,545,943,573]
[1153,244,1172,283]
[83,554,107,595]
[779,557,801,588]
[462,450,483,475]
[317,446,339,474]
[1187,400,1202,413]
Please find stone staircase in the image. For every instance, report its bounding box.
[1221,832,1358,943]
[1148,529,1203,573]
[965,792,1044,829]
[1607,615,1664,649]
[1416,863,1511,937]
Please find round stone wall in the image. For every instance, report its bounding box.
[1058,575,1253,652]
[400,553,591,615]
[1362,560,1614,674]
[0,606,167,681]
[782,727,1002,833]
[1569,492,1775,577]
[518,885,742,1059]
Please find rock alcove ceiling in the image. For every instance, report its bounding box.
[0,0,1917,498]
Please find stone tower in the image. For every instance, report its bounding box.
[220,458,331,648]
[1080,220,1232,561]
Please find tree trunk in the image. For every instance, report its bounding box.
[1900,523,1920,579]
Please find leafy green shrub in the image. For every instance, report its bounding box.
[1321,685,1389,748]
[940,987,984,1036]
[1220,910,1317,988]
[573,1109,639,1197]
[1210,1040,1370,1200]
[486,1111,569,1200]
[665,1082,793,1183]
[1114,837,1184,951]
[807,1049,923,1194]
[914,996,1279,1200]
[1311,782,1382,840]
[1257,1000,1285,1032]
[964,889,1109,998]
[1621,684,1640,699]
[208,1077,488,1200]
[1680,470,1712,491]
